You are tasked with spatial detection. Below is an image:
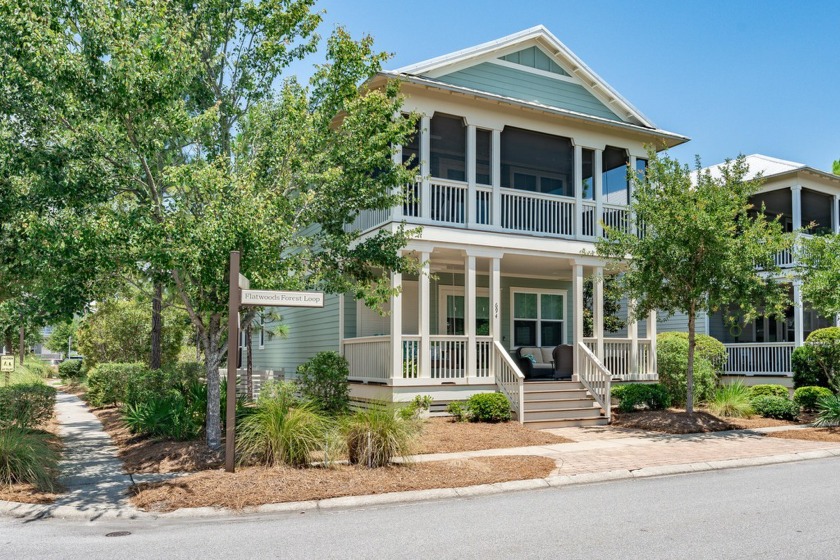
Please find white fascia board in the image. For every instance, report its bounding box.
[393,25,656,129]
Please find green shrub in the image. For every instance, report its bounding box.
[58,359,84,381]
[613,383,671,413]
[656,332,720,406]
[708,382,753,418]
[748,384,789,400]
[296,352,350,415]
[398,395,433,421]
[467,392,511,422]
[23,358,51,379]
[814,394,840,427]
[343,406,418,468]
[446,401,470,422]
[793,386,834,412]
[0,384,57,429]
[123,362,202,406]
[793,327,840,389]
[86,363,151,407]
[122,384,206,441]
[750,395,799,420]
[237,390,329,467]
[0,428,60,491]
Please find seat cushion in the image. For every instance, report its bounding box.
[518,347,542,363]
[540,348,554,364]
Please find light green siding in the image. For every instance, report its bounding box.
[500,46,569,76]
[657,310,708,335]
[435,62,623,122]
[252,294,341,376]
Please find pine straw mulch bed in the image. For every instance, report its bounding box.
[767,427,840,443]
[130,455,556,512]
[0,417,64,505]
[611,408,813,434]
[415,417,571,454]
[92,408,568,474]
[91,406,222,474]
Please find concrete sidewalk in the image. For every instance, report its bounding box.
[3,395,840,521]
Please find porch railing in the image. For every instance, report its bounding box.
[493,341,525,423]
[582,337,655,380]
[577,342,611,422]
[343,179,637,242]
[500,188,575,236]
[343,336,391,381]
[723,342,795,376]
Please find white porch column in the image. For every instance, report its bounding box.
[574,144,583,239]
[594,266,605,361]
[833,194,840,234]
[628,298,639,379]
[465,254,477,379]
[466,124,477,228]
[391,142,403,221]
[648,309,658,376]
[572,263,584,378]
[338,294,345,355]
[418,252,431,379]
[489,257,502,341]
[793,280,804,348]
[791,185,802,231]
[491,129,502,228]
[594,148,604,238]
[628,155,637,237]
[420,115,431,220]
[390,270,403,380]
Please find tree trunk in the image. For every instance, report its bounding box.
[202,314,223,450]
[19,325,25,365]
[245,322,253,401]
[686,304,696,415]
[150,282,163,370]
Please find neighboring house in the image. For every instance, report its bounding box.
[252,25,690,426]
[659,154,840,384]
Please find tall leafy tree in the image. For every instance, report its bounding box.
[1,1,419,448]
[596,152,792,412]
[798,235,840,318]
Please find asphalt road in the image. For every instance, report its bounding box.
[3,457,839,560]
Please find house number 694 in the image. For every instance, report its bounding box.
[494,303,499,318]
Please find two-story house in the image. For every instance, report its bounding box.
[658,154,840,384]
[251,26,689,427]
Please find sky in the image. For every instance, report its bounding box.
[298,0,840,170]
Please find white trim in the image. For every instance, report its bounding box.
[508,287,568,348]
[486,58,579,84]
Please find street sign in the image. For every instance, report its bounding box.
[241,290,324,308]
[1,355,14,372]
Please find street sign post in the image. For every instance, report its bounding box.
[224,251,325,473]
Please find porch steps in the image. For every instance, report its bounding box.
[522,380,608,429]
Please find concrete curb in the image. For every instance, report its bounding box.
[3,448,838,522]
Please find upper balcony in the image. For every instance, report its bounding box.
[348,113,645,243]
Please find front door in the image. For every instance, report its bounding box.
[439,287,490,336]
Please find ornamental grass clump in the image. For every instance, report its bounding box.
[0,428,60,492]
[236,390,329,468]
[708,382,753,418]
[814,394,840,427]
[343,407,418,468]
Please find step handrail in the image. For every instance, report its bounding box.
[577,341,612,422]
[493,341,526,423]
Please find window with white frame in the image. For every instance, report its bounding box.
[511,290,565,347]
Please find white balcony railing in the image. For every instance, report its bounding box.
[723,342,795,376]
[344,178,635,242]
[582,337,656,381]
[343,336,391,381]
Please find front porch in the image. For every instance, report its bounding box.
[340,249,657,421]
